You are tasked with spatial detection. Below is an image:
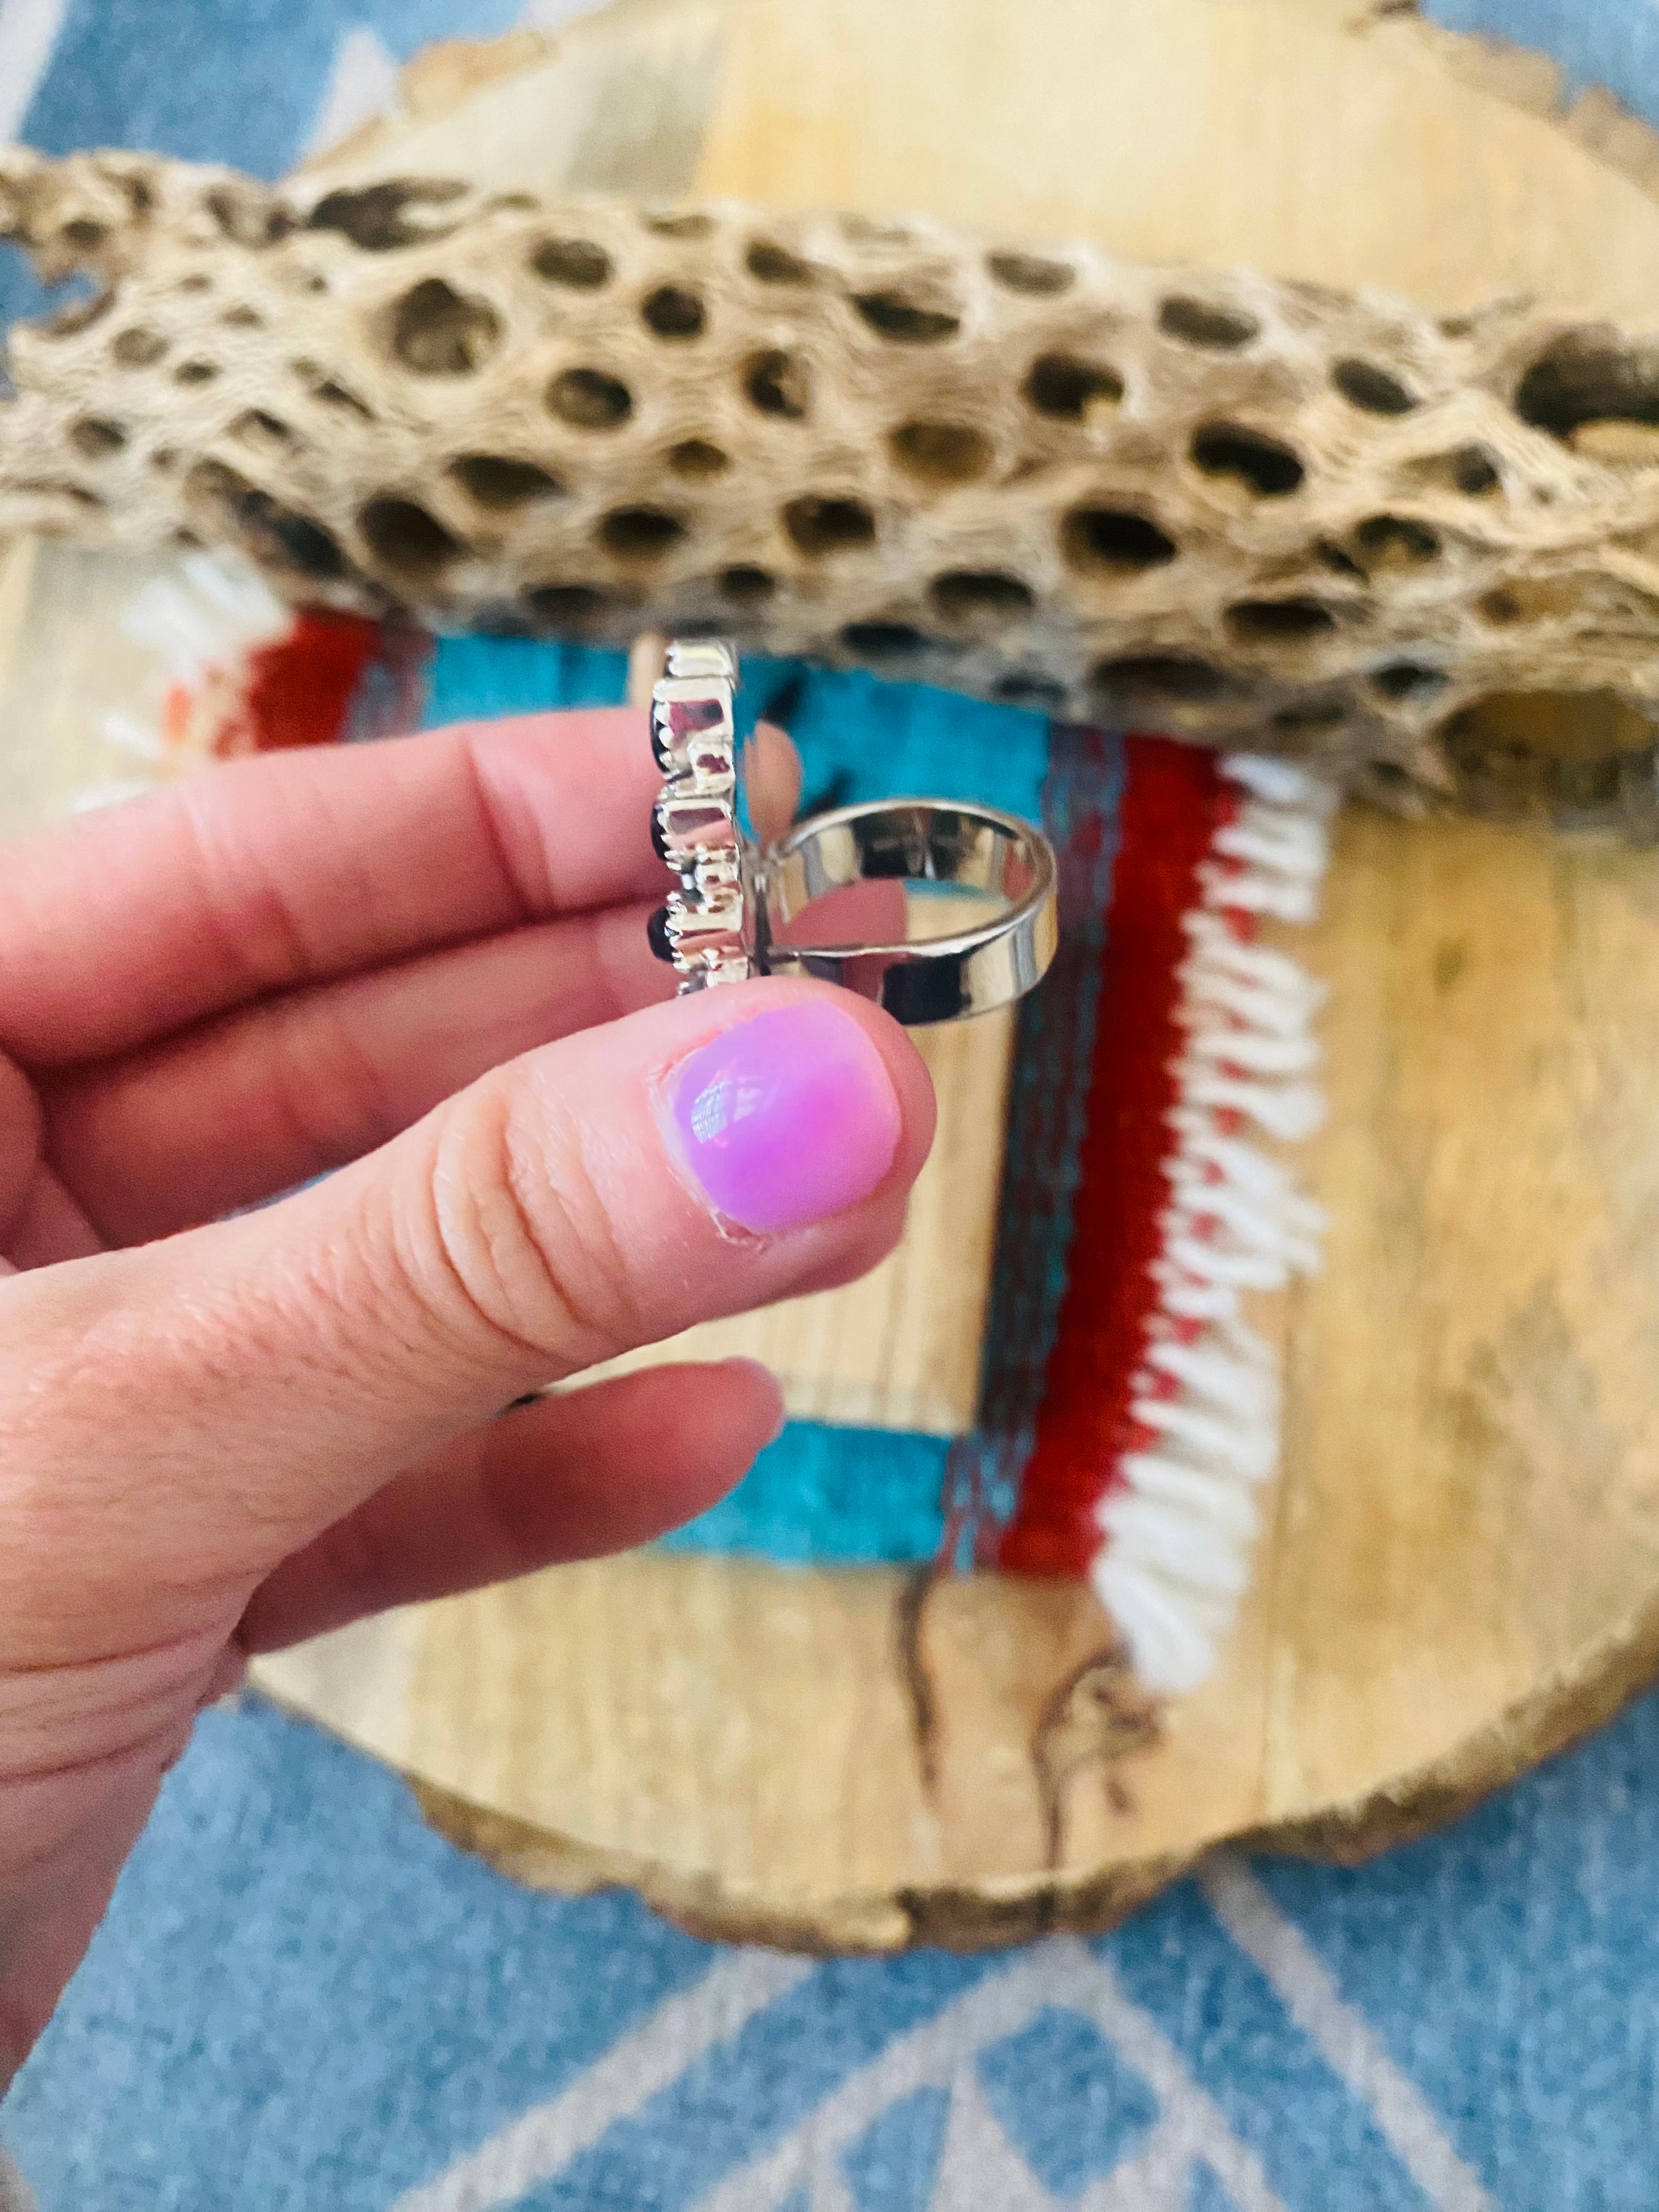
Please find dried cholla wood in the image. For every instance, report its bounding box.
[4,145,1659,818]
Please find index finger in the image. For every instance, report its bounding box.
[0,708,659,1066]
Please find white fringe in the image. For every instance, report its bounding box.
[82,553,294,808]
[1091,754,1336,1696]
[119,550,291,680]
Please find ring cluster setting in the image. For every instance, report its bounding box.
[647,639,752,991]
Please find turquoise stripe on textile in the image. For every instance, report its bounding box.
[420,635,630,725]
[731,658,1049,821]
[419,639,1049,821]
[659,1423,952,1564]
[417,639,1054,1562]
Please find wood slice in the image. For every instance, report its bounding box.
[254,799,1659,1945]
[32,0,1659,1945]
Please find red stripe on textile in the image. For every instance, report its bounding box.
[996,734,1224,1578]
[236,612,385,754]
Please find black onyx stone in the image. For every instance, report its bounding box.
[650,808,672,865]
[647,904,676,963]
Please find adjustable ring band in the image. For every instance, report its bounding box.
[757,799,1058,1025]
[647,640,1059,1025]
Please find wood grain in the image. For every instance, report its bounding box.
[16,0,1659,1946]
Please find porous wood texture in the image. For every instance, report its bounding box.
[20,0,1659,1949]
[5,108,1659,816]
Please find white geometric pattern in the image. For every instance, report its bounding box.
[0,0,70,142]
[692,1938,1282,2212]
[392,1952,815,2212]
[302,24,403,160]
[393,1861,1498,2212]
[390,1932,1286,2212]
[1198,1861,1496,2212]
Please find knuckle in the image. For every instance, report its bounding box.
[421,1070,644,1372]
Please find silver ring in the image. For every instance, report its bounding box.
[647,640,1059,1025]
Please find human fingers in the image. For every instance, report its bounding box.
[0,708,660,1067]
[44,899,670,1243]
[0,981,934,1624]
[236,1358,784,1653]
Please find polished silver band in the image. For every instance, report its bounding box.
[648,641,1059,1024]
[756,799,1058,1024]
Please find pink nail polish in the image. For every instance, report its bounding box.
[665,1003,903,1234]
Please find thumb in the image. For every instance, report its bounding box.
[2,983,934,1601]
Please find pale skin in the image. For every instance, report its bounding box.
[0,707,936,2083]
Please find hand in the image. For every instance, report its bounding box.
[0,709,934,2078]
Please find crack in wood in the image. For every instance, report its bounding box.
[1031,1643,1163,1869]
[894,1561,945,1798]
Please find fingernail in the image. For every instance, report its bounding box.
[665,1003,903,1234]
